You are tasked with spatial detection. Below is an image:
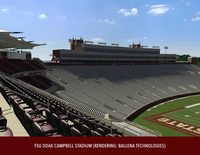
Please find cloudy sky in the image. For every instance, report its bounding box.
[0,0,200,60]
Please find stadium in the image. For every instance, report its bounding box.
[0,31,200,137]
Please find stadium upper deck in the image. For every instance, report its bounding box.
[52,38,176,64]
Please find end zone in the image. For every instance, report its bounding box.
[146,115,200,136]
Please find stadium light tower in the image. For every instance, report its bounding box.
[164,46,168,54]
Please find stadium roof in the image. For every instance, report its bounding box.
[0,31,46,49]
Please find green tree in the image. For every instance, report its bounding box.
[176,54,191,61]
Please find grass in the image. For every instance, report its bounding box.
[133,95,200,136]
[163,105,200,126]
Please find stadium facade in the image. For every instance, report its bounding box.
[52,38,176,64]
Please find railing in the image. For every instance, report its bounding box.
[122,126,142,136]
[127,121,161,136]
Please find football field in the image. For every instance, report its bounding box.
[133,95,200,136]
[164,103,200,127]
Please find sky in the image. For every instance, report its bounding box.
[0,0,200,60]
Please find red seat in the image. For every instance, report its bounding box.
[33,121,55,136]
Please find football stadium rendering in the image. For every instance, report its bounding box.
[0,31,200,137]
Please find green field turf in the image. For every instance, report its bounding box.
[163,105,200,127]
[132,95,200,136]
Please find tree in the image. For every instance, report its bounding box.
[176,54,191,61]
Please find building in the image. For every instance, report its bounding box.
[0,31,45,60]
[188,57,198,64]
[52,38,176,64]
